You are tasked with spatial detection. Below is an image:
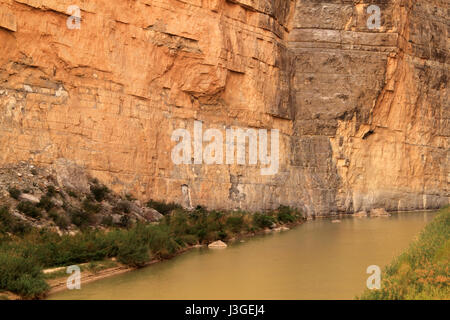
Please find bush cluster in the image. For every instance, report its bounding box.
[69,209,94,229]
[253,213,276,229]
[90,184,110,202]
[17,201,42,219]
[0,206,30,235]
[37,196,54,212]
[46,186,57,197]
[48,209,70,230]
[146,200,182,215]
[358,206,450,300]
[0,204,304,298]
[8,187,21,200]
[0,253,49,299]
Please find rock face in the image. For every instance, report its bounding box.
[0,161,165,230]
[0,0,448,216]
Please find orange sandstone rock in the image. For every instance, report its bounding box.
[0,0,447,216]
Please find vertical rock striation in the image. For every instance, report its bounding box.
[0,0,448,216]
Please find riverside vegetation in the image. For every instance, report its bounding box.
[359,206,450,300]
[0,196,304,299]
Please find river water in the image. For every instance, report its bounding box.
[49,211,435,300]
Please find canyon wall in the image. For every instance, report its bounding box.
[0,0,448,216]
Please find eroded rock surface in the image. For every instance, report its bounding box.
[0,0,448,216]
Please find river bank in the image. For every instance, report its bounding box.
[358,206,450,300]
[47,218,304,296]
[0,205,305,299]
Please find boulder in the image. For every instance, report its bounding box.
[370,208,391,217]
[133,212,146,222]
[101,201,113,213]
[141,207,163,222]
[19,193,40,204]
[53,159,90,194]
[208,240,227,249]
[354,211,368,217]
[128,201,143,215]
[111,214,122,224]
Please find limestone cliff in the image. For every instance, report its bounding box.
[0,0,448,216]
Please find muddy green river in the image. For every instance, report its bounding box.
[49,211,435,300]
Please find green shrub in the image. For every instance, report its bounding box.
[226,215,244,233]
[0,206,13,231]
[46,186,57,197]
[48,209,70,230]
[195,205,207,213]
[359,207,450,300]
[277,205,296,223]
[169,211,189,235]
[147,225,180,258]
[117,234,150,268]
[0,252,49,299]
[196,227,207,242]
[90,184,110,202]
[82,199,102,214]
[69,209,94,228]
[21,230,117,268]
[218,230,228,241]
[118,215,131,228]
[0,207,31,236]
[47,208,58,220]
[37,196,54,212]
[17,201,42,219]
[101,215,114,227]
[253,213,276,229]
[176,234,198,246]
[146,200,181,215]
[67,190,78,198]
[12,222,31,236]
[8,187,21,200]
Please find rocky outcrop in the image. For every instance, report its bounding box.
[0,161,164,232]
[208,240,227,248]
[0,0,448,216]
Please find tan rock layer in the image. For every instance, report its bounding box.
[0,0,448,216]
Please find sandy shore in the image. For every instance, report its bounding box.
[46,245,202,296]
